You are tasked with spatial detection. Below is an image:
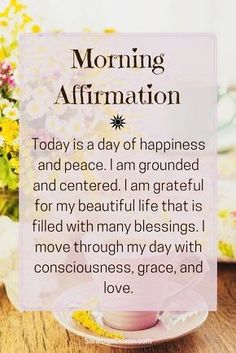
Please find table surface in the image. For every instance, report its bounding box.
[0,263,235,353]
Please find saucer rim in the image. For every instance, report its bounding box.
[53,310,208,348]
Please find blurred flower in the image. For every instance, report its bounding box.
[0,118,18,145]
[217,88,236,152]
[20,84,32,102]
[104,28,116,33]
[25,99,46,120]
[0,216,18,280]
[0,61,15,90]
[9,156,19,173]
[218,209,229,219]
[72,311,124,339]
[32,85,51,105]
[218,240,234,259]
[3,105,18,120]
[0,0,41,190]
[4,270,20,310]
[0,136,5,146]
[218,94,236,128]
[0,98,11,111]
[31,24,41,33]
[0,216,19,309]
[218,181,236,260]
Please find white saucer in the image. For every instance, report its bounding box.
[53,310,208,348]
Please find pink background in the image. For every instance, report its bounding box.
[20,33,216,310]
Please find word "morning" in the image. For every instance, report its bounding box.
[71,48,165,75]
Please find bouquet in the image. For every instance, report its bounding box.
[0,0,41,191]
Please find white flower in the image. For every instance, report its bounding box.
[0,216,19,310]
[45,114,87,139]
[4,270,21,311]
[32,85,51,105]
[0,136,5,146]
[25,99,47,120]
[66,116,86,138]
[2,105,18,120]
[0,216,18,280]
[45,115,64,137]
[20,84,32,102]
[218,95,236,128]
[10,86,19,101]
[50,102,68,116]
[0,98,11,111]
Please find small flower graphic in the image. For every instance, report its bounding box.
[110,114,126,130]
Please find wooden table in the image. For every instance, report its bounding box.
[0,263,235,353]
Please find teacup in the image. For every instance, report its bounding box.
[82,232,207,313]
[103,311,159,331]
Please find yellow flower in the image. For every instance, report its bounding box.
[0,118,18,145]
[0,4,11,18]
[9,157,19,173]
[218,209,230,219]
[218,240,234,259]
[10,60,17,70]
[72,311,124,339]
[0,19,8,27]
[104,28,116,33]
[22,13,32,24]
[0,48,7,61]
[11,0,26,13]
[31,24,41,33]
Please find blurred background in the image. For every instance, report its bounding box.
[23,0,236,86]
[1,0,235,255]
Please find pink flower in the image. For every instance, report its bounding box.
[0,62,15,89]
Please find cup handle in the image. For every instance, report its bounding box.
[162,252,209,310]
